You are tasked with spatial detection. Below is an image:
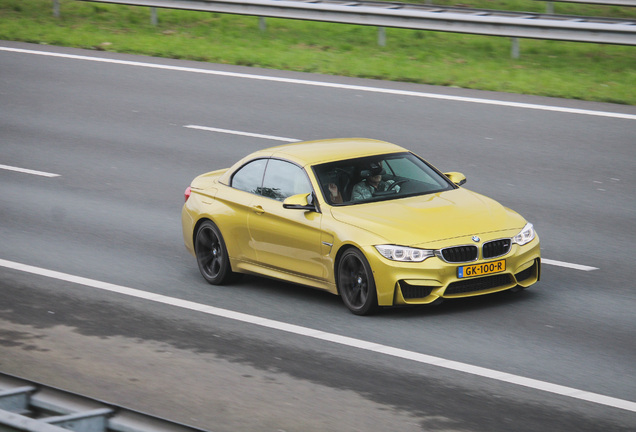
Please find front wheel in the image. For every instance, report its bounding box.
[337,248,379,315]
[194,220,236,285]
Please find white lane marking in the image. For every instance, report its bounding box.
[2,46,636,121]
[0,164,60,178]
[543,259,598,271]
[185,125,299,142]
[0,258,630,412]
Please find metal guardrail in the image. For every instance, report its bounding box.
[0,373,209,432]
[48,0,636,58]
[73,0,636,48]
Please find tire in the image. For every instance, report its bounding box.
[337,248,379,315]
[194,220,236,285]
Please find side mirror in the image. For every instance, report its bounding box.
[444,172,467,186]
[283,193,317,211]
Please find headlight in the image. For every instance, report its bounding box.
[512,222,536,246]
[375,245,434,262]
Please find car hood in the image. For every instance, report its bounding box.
[330,188,526,247]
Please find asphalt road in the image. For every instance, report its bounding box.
[1,41,635,432]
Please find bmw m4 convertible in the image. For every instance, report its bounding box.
[182,138,540,315]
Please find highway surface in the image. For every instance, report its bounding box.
[1,40,635,431]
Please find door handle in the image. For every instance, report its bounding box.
[252,205,265,215]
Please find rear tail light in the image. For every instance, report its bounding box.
[184,186,191,202]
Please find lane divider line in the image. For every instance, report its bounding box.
[0,164,60,178]
[184,125,299,142]
[0,258,628,412]
[542,258,598,271]
[2,46,636,121]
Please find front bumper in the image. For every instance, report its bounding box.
[363,236,541,306]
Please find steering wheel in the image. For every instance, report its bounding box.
[388,179,409,191]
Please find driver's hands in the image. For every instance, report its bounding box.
[387,180,400,193]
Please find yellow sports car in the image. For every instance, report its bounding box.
[182,138,540,315]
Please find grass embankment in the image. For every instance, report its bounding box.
[1,0,635,104]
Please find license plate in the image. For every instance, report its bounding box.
[458,260,506,278]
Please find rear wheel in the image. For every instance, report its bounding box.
[337,248,378,315]
[194,220,236,285]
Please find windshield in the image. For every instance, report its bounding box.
[313,152,455,205]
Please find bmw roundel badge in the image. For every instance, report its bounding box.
[472,236,480,243]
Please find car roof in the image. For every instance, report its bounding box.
[216,138,410,185]
[264,138,408,166]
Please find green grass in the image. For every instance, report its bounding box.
[1,0,635,104]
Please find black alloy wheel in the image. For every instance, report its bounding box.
[337,248,378,315]
[194,220,235,285]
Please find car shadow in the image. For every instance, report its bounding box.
[232,274,341,302]
[380,288,539,318]
[226,273,538,318]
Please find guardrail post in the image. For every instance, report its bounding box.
[259,17,267,31]
[511,37,520,59]
[378,26,386,46]
[151,7,158,25]
[53,0,60,17]
[546,2,555,14]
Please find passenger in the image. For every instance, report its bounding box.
[328,183,343,204]
[351,162,398,201]
[320,170,344,204]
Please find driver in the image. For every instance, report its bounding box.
[351,162,398,201]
